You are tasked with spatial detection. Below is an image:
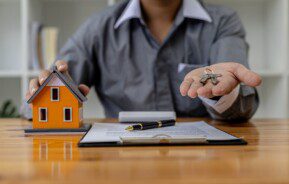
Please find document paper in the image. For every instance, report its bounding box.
[80,121,239,144]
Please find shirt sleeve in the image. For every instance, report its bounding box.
[56,15,98,87]
[199,85,240,114]
[203,85,259,121]
[210,11,248,66]
[205,10,259,120]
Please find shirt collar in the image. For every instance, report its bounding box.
[114,0,212,29]
[114,0,144,29]
[183,0,212,22]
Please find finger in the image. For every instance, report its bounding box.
[180,75,194,96]
[25,92,33,108]
[55,60,68,72]
[212,76,237,96]
[38,70,51,85]
[78,84,90,96]
[187,77,203,98]
[197,82,214,98]
[233,64,262,87]
[29,78,40,95]
[25,91,31,101]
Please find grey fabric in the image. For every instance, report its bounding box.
[204,85,259,121]
[56,0,259,120]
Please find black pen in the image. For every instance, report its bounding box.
[125,119,176,131]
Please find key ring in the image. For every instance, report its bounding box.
[204,68,214,74]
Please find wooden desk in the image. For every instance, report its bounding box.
[0,118,288,184]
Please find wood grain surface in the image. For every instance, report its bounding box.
[0,118,288,184]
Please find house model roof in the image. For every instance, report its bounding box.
[27,66,87,103]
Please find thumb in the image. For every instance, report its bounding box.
[55,60,68,72]
[233,64,262,87]
[78,84,90,96]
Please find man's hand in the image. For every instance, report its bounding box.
[26,60,90,101]
[180,62,262,99]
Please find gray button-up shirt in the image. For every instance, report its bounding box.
[57,0,259,120]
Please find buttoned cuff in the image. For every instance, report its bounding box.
[199,85,240,114]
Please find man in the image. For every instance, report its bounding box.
[26,0,261,120]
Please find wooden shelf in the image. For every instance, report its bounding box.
[26,70,41,77]
[0,71,22,78]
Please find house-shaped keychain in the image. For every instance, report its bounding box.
[25,66,91,134]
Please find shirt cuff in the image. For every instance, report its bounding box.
[199,85,240,114]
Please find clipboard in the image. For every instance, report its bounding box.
[78,122,247,147]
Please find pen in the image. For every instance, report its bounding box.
[125,119,176,131]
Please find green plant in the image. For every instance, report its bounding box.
[0,100,19,118]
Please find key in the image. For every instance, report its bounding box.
[210,74,222,85]
[200,74,210,85]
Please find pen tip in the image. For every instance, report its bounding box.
[125,126,133,131]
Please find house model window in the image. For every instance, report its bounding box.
[64,108,72,122]
[51,87,59,101]
[39,108,48,122]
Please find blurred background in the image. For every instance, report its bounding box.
[0,0,288,119]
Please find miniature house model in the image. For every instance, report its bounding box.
[27,66,87,129]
